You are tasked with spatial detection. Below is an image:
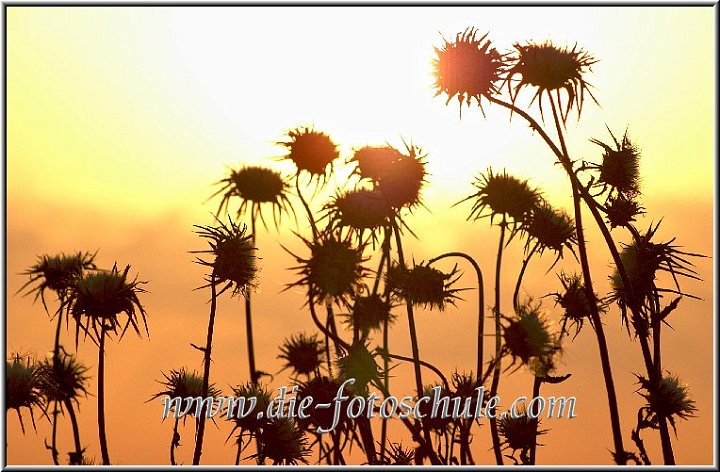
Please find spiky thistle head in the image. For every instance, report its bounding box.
[278,125,339,185]
[387,260,464,311]
[497,406,547,459]
[323,187,395,239]
[150,367,221,417]
[604,194,645,229]
[297,376,352,434]
[637,372,696,432]
[19,251,97,311]
[522,202,576,264]
[285,231,369,307]
[68,263,148,342]
[336,342,382,394]
[591,129,641,197]
[502,301,557,369]
[432,28,504,115]
[417,383,453,433]
[38,351,90,407]
[551,272,597,338]
[277,333,325,377]
[462,168,541,229]
[211,166,294,230]
[228,382,272,437]
[194,216,258,298]
[374,142,429,211]
[257,418,310,465]
[349,145,402,181]
[6,353,45,434]
[382,442,415,465]
[506,40,597,123]
[345,293,395,338]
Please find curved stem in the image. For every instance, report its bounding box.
[295,174,318,240]
[97,328,110,465]
[308,294,350,351]
[382,352,450,392]
[488,218,506,465]
[428,252,485,381]
[513,242,539,312]
[547,95,626,463]
[192,274,218,465]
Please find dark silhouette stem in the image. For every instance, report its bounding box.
[98,328,110,465]
[246,218,258,384]
[513,242,539,312]
[308,294,350,351]
[488,218,506,465]
[170,416,179,465]
[547,94,626,464]
[382,352,450,392]
[529,376,542,464]
[295,174,318,240]
[64,399,83,464]
[428,252,485,379]
[192,274,218,465]
[379,228,392,463]
[49,402,60,465]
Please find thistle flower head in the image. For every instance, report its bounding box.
[498,406,547,460]
[506,40,597,123]
[194,217,258,298]
[551,273,596,338]
[6,353,44,434]
[229,382,272,437]
[19,251,97,311]
[637,372,696,432]
[257,418,310,465]
[522,203,576,264]
[462,168,541,229]
[591,129,641,197]
[211,166,293,230]
[350,145,402,181]
[323,188,394,238]
[38,351,90,406]
[503,302,557,369]
[604,194,645,229]
[387,261,464,311]
[375,142,428,211]
[345,294,395,337]
[382,442,415,465]
[277,333,325,377]
[432,28,504,114]
[297,376,351,433]
[279,125,339,185]
[69,264,148,342]
[417,383,453,433]
[336,342,382,393]
[150,367,221,418]
[286,231,368,307]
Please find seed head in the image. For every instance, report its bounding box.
[150,367,221,419]
[336,342,382,394]
[502,302,557,369]
[387,261,464,311]
[277,333,325,378]
[6,353,45,434]
[38,351,90,406]
[19,251,97,311]
[279,126,339,185]
[591,129,641,197]
[604,194,645,229]
[637,372,696,432]
[522,202,576,265]
[350,146,402,181]
[375,143,428,211]
[228,382,272,437]
[324,188,394,237]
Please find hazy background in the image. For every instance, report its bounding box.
[4,6,715,465]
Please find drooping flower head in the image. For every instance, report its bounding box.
[38,350,90,407]
[432,28,504,115]
[502,301,557,370]
[590,129,641,198]
[344,294,395,338]
[387,260,464,311]
[551,273,597,339]
[522,202,576,266]
[636,372,696,433]
[461,168,541,230]
[278,125,339,186]
[194,217,258,298]
[375,142,428,211]
[257,417,310,465]
[285,231,369,307]
[604,194,645,229]
[6,353,45,434]
[277,333,325,378]
[19,251,97,312]
[506,40,597,123]
[349,145,402,182]
[211,166,294,230]
[150,367,221,420]
[69,264,148,342]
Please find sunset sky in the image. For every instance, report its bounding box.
[4,6,715,465]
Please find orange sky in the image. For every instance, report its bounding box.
[3,5,716,466]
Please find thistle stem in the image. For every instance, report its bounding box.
[547,94,626,464]
[379,228,392,463]
[64,399,83,464]
[170,416,179,465]
[97,328,110,465]
[246,218,258,385]
[192,274,218,465]
[488,218,506,466]
[513,242,539,312]
[50,402,60,465]
[382,352,450,392]
[428,252,485,380]
[529,376,542,465]
[295,173,318,240]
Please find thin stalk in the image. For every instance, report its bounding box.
[513,242,539,312]
[529,376,542,464]
[97,328,110,465]
[170,416,179,465]
[49,402,60,465]
[382,352,450,392]
[488,217,506,466]
[192,274,218,465]
[651,288,675,464]
[49,301,64,465]
[379,227,392,463]
[295,174,318,240]
[428,252,485,380]
[391,221,435,462]
[245,218,258,385]
[64,399,83,464]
